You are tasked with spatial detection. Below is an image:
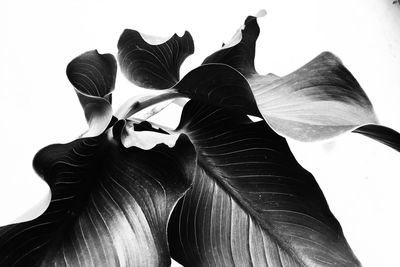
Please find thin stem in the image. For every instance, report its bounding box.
[124,90,185,119]
[140,99,175,120]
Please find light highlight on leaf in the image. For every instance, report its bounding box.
[250,52,378,141]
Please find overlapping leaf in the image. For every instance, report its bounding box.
[11,11,398,267]
[66,50,117,137]
[168,101,360,266]
[0,123,196,267]
[118,29,194,89]
[115,12,400,149]
[202,14,384,142]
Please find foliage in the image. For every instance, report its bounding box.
[1,11,399,267]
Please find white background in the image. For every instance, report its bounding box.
[1,0,400,266]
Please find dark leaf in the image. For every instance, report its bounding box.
[173,63,259,116]
[0,124,196,267]
[353,124,400,152]
[66,50,117,97]
[168,101,360,266]
[66,50,117,137]
[118,30,194,89]
[202,11,265,77]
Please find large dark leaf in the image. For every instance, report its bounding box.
[168,101,360,266]
[118,29,194,89]
[66,50,117,137]
[0,123,196,267]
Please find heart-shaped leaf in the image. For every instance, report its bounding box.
[118,29,194,89]
[66,50,117,137]
[168,101,360,266]
[0,124,196,266]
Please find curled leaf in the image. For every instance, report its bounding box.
[118,29,194,89]
[66,50,117,137]
[249,52,378,141]
[67,50,117,97]
[0,127,196,266]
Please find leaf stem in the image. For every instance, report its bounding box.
[123,90,185,119]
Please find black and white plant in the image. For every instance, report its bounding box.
[0,11,399,267]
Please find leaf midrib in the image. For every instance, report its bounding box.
[196,154,307,267]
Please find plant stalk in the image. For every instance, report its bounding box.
[124,90,185,119]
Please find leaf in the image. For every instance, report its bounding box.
[202,10,266,77]
[66,50,117,137]
[0,123,196,267]
[353,124,400,152]
[249,52,378,141]
[168,101,360,266]
[67,50,117,97]
[117,29,194,89]
[173,63,259,116]
[202,13,381,142]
